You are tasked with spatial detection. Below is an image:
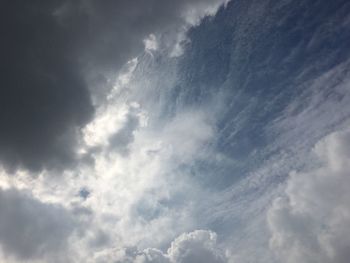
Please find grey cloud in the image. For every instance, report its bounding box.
[268,129,350,263]
[1,0,225,172]
[0,188,75,261]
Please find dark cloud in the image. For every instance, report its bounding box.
[1,1,93,172]
[0,188,75,260]
[0,0,225,172]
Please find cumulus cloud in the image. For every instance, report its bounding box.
[167,230,227,263]
[94,230,227,263]
[0,188,75,261]
[268,129,350,263]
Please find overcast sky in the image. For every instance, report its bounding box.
[1,0,350,262]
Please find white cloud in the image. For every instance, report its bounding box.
[144,34,159,53]
[83,58,140,148]
[94,247,169,263]
[94,230,227,263]
[167,230,227,263]
[268,129,350,263]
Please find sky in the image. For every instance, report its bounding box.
[1,0,350,262]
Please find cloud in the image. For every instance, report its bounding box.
[1,2,94,172]
[0,63,219,260]
[94,247,169,263]
[167,230,227,263]
[268,129,350,263]
[108,106,141,155]
[0,188,75,261]
[81,108,215,249]
[1,0,226,172]
[94,230,227,263]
